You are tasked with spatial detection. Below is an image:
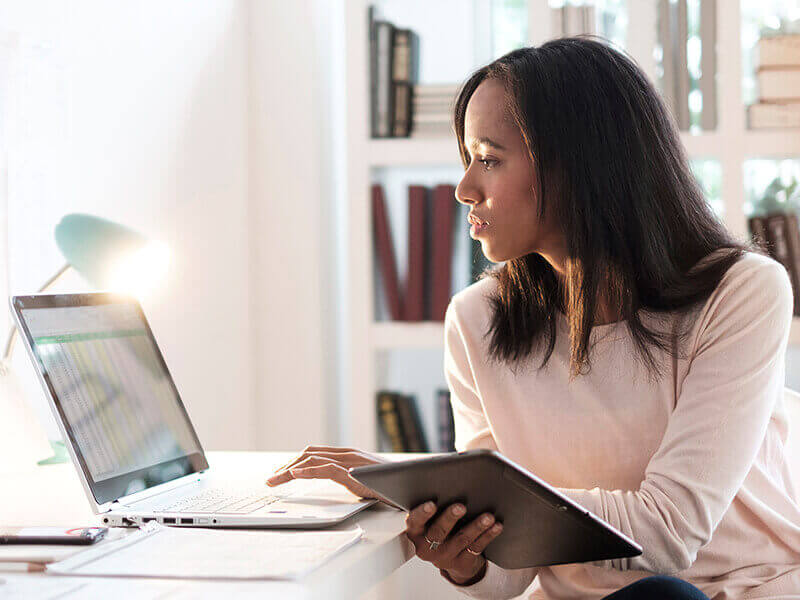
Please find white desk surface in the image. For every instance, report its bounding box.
[0,451,419,600]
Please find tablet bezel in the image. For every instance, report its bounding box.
[350,449,642,569]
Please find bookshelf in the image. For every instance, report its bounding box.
[342,0,800,451]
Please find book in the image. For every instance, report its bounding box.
[373,19,395,137]
[757,68,800,102]
[764,213,800,315]
[780,212,800,316]
[391,27,418,137]
[748,102,800,128]
[395,394,428,452]
[404,185,428,321]
[437,389,456,452]
[755,34,800,68]
[372,184,404,321]
[377,391,406,452]
[429,184,456,321]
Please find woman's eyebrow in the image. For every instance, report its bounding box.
[468,136,507,152]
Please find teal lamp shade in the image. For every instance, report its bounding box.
[54,213,169,293]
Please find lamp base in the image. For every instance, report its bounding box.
[37,440,69,465]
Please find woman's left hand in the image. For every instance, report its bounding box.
[266,444,396,504]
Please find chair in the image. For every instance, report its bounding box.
[784,387,800,491]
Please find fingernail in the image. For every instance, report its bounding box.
[493,524,503,532]
[481,514,493,525]
[423,502,435,513]
[453,504,465,516]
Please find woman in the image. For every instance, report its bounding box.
[267,37,800,598]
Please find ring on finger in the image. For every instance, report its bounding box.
[466,547,481,555]
[424,535,441,551]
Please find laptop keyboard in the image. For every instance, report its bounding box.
[155,489,283,515]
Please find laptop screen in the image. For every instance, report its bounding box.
[13,294,207,505]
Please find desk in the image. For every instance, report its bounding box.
[0,451,427,600]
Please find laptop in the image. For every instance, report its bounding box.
[10,293,376,529]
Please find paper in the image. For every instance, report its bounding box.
[47,521,364,580]
[0,575,183,599]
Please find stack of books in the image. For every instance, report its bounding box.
[376,389,455,453]
[411,84,459,138]
[369,7,419,138]
[372,183,493,322]
[749,34,800,128]
[748,211,800,315]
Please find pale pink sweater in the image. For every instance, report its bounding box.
[443,251,800,599]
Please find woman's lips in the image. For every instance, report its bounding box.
[470,221,489,236]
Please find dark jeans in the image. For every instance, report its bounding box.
[601,575,710,600]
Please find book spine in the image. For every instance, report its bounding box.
[780,212,800,316]
[376,392,406,452]
[430,184,456,321]
[374,21,395,138]
[756,35,800,68]
[368,6,378,138]
[437,389,456,452]
[392,83,412,137]
[372,184,404,321]
[757,68,800,102]
[748,102,800,128]
[395,394,428,452]
[765,214,797,307]
[404,185,428,321]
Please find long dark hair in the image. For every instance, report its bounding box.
[453,37,760,382]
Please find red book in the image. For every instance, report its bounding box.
[429,184,456,321]
[372,184,403,321]
[404,185,428,321]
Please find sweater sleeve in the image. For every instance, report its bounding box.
[441,298,539,599]
[558,259,794,574]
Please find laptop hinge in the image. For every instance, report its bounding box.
[116,472,206,507]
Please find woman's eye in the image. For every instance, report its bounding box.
[478,158,497,170]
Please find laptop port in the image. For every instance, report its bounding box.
[162,517,176,524]
[180,518,193,525]
[142,517,155,523]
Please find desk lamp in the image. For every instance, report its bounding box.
[1,213,169,466]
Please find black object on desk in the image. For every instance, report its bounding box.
[0,526,107,545]
[350,449,643,570]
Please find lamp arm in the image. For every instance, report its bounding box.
[1,263,71,368]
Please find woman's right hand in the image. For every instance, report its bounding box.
[404,500,503,585]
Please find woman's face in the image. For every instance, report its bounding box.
[455,79,564,268]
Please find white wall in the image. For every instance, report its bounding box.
[1,0,255,451]
[248,0,340,449]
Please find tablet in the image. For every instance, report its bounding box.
[349,449,642,570]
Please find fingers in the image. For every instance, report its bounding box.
[461,521,503,556]
[267,447,369,486]
[275,451,365,476]
[441,512,496,558]
[423,503,466,546]
[404,501,437,536]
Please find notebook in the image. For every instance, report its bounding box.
[46,521,363,580]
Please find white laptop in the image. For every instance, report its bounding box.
[10,293,376,529]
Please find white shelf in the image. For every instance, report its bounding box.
[367,137,461,166]
[368,130,800,168]
[373,317,800,350]
[372,322,445,349]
